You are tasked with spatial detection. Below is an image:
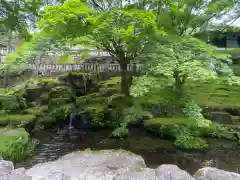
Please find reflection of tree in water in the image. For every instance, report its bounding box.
[210,141,240,172]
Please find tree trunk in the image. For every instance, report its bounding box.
[174,71,184,99]
[120,61,132,96]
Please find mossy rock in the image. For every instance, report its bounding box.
[174,136,208,150]
[0,127,36,161]
[205,111,232,124]
[0,114,36,126]
[57,72,99,95]
[144,117,197,139]
[144,117,237,141]
[37,115,57,129]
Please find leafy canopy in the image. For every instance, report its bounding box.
[130,36,234,97]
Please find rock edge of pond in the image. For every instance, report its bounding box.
[1,149,240,180]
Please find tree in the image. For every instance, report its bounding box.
[130,36,233,99]
[23,0,160,95]
[140,0,237,36]
[0,0,43,40]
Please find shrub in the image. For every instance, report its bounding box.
[2,136,38,162]
[174,135,208,150]
[112,127,129,138]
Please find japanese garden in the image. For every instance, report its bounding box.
[0,0,240,179]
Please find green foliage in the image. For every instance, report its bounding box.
[0,128,36,161]
[112,127,129,139]
[0,94,26,110]
[132,36,236,100]
[174,135,208,150]
[0,0,42,40]
[201,123,237,140]
[183,101,212,127]
[85,103,106,126]
[149,0,236,35]
[2,137,37,162]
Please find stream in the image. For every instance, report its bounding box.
[15,127,240,174]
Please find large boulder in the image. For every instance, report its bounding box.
[114,164,194,180]
[194,167,240,180]
[24,150,196,180]
[155,164,194,180]
[25,149,146,180]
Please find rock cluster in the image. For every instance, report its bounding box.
[1,150,240,180]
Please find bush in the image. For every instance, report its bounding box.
[174,136,208,150]
[112,127,129,138]
[2,137,38,162]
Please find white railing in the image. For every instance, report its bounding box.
[27,63,142,72]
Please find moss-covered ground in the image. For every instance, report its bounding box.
[135,77,240,108]
[0,73,239,154]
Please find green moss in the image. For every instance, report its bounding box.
[112,127,129,138]
[187,80,240,108]
[0,114,36,126]
[136,78,240,108]
[174,136,208,150]
[144,117,198,138]
[103,76,121,85]
[144,117,197,127]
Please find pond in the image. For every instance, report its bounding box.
[15,126,240,174]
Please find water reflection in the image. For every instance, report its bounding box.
[16,127,240,174]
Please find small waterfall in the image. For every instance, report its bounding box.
[68,113,75,130]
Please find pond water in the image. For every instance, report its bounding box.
[15,127,240,174]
